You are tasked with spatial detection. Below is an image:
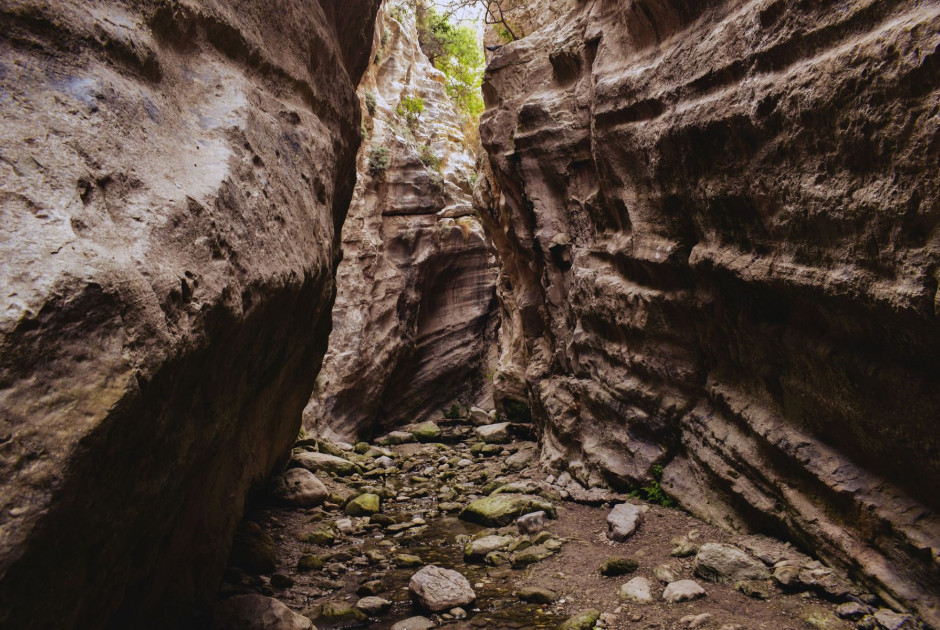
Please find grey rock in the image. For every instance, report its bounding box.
[469,407,491,426]
[607,503,649,542]
[619,576,653,603]
[874,610,916,630]
[693,543,770,582]
[212,594,315,630]
[653,563,681,584]
[836,602,874,620]
[516,510,547,534]
[464,535,514,561]
[391,617,435,630]
[409,565,476,612]
[355,596,391,616]
[663,580,707,603]
[475,422,511,444]
[292,451,359,477]
[271,468,329,507]
[518,586,559,604]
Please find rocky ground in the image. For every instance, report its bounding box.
[214,414,919,630]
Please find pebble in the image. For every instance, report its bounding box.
[680,613,712,628]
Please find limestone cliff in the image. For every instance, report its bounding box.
[478,0,940,624]
[0,1,378,627]
[304,6,498,441]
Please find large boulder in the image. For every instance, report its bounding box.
[607,503,649,542]
[459,494,556,527]
[271,469,329,507]
[0,1,380,627]
[291,451,360,477]
[693,543,770,583]
[408,565,476,612]
[212,594,314,630]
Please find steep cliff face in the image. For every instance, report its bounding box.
[0,1,378,627]
[304,7,498,441]
[479,0,940,624]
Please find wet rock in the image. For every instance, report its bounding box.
[475,422,511,444]
[409,565,476,612]
[357,580,386,596]
[394,554,424,568]
[292,451,360,477]
[391,617,435,630]
[464,535,514,561]
[271,469,329,507]
[516,511,547,534]
[229,522,277,575]
[297,555,324,572]
[518,586,559,604]
[663,580,707,603]
[607,503,648,542]
[836,602,875,620]
[297,525,335,546]
[510,543,557,569]
[459,494,556,526]
[874,610,916,630]
[345,493,381,517]
[411,422,442,443]
[735,579,772,600]
[355,596,392,615]
[307,601,367,625]
[694,543,770,583]
[619,577,653,603]
[561,609,601,630]
[600,557,639,577]
[212,594,314,630]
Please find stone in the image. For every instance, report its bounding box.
[394,554,424,568]
[229,521,277,575]
[307,601,367,625]
[376,431,416,446]
[694,543,770,583]
[836,602,875,620]
[297,555,324,572]
[601,557,640,577]
[269,574,294,589]
[560,609,602,630]
[345,493,381,517]
[735,580,772,600]
[619,577,653,603]
[518,586,559,604]
[298,525,335,547]
[464,535,514,561]
[212,594,314,630]
[505,443,538,472]
[510,544,557,569]
[653,563,681,584]
[411,421,442,443]
[375,456,395,469]
[607,503,649,542]
[680,613,713,629]
[516,511,548,534]
[873,610,916,630]
[800,606,845,630]
[469,407,491,426]
[357,581,386,597]
[355,596,392,616]
[670,532,702,558]
[409,565,476,612]
[663,580,707,603]
[475,422,511,444]
[459,494,556,526]
[334,518,355,535]
[292,451,360,477]
[270,468,329,507]
[391,617,435,630]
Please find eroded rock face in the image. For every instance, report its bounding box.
[304,7,498,441]
[0,1,379,627]
[478,0,940,624]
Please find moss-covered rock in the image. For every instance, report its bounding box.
[298,525,336,546]
[459,494,557,527]
[306,601,367,625]
[600,556,639,576]
[561,609,601,630]
[229,521,276,574]
[411,421,442,443]
[297,554,324,571]
[345,493,381,516]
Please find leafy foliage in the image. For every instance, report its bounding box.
[443,403,463,419]
[418,143,442,170]
[628,465,677,508]
[368,145,390,175]
[364,91,377,117]
[396,94,425,131]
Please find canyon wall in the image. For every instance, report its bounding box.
[0,0,378,627]
[478,0,940,625]
[304,7,498,442]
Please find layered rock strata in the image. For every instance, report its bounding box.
[0,1,378,627]
[304,7,498,441]
[478,0,940,624]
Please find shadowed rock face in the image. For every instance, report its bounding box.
[0,0,378,627]
[304,8,498,441]
[478,0,940,624]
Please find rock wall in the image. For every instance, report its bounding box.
[304,6,498,442]
[478,0,940,624]
[0,1,378,627]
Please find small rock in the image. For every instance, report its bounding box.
[464,535,514,561]
[297,554,323,571]
[653,563,680,584]
[836,602,874,620]
[212,594,314,630]
[355,596,391,615]
[345,493,381,516]
[450,607,467,619]
[270,468,329,507]
[874,609,916,630]
[411,421,442,443]
[670,532,701,558]
[560,609,602,630]
[735,579,772,600]
[663,580,707,603]
[800,605,844,630]
[357,580,385,596]
[510,543,557,569]
[518,586,558,604]
[516,510,547,534]
[391,616,435,630]
[375,455,394,468]
[334,518,355,535]
[394,554,423,567]
[680,613,712,629]
[376,431,415,446]
[307,601,367,625]
[607,503,649,542]
[694,543,770,583]
[475,422,511,444]
[291,451,359,476]
[601,556,639,577]
[297,525,335,546]
[858,615,878,630]
[409,565,476,612]
[619,577,653,603]
[469,407,490,426]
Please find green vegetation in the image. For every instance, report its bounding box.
[628,465,676,508]
[364,90,377,117]
[368,145,390,175]
[396,94,424,131]
[418,143,442,170]
[443,403,463,419]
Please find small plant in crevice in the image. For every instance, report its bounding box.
[364,91,377,117]
[368,145,390,175]
[443,403,463,419]
[428,171,445,194]
[628,464,676,508]
[418,143,442,171]
[396,94,424,132]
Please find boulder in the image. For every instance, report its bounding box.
[212,594,314,630]
[409,565,476,612]
[292,451,360,477]
[228,521,276,575]
[561,609,601,630]
[607,503,649,542]
[459,494,556,527]
[345,493,381,517]
[271,469,329,507]
[619,577,653,603]
[410,422,442,443]
[693,543,770,583]
[474,422,511,444]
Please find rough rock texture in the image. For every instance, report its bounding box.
[477,0,940,625]
[0,1,378,628]
[304,6,498,441]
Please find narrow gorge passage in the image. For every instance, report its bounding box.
[0,0,937,629]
